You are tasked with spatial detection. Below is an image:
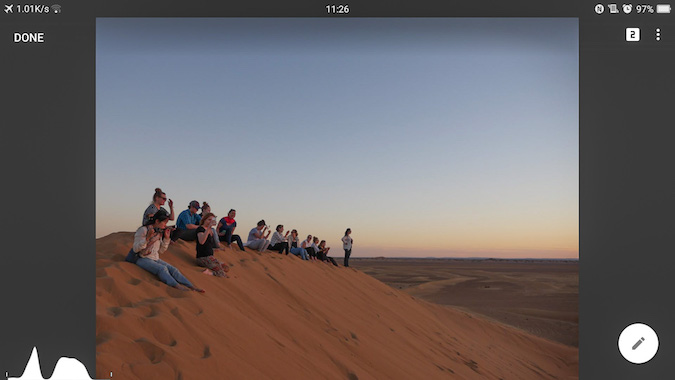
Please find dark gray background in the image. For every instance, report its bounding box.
[1,0,673,378]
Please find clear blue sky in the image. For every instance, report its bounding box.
[96,18,578,258]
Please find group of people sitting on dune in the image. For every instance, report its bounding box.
[125,188,354,292]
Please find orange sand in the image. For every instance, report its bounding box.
[96,232,578,379]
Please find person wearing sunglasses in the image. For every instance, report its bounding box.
[301,234,317,262]
[142,187,175,226]
[288,229,308,260]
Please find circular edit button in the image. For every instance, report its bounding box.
[618,323,659,364]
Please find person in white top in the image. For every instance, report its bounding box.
[301,234,318,262]
[311,236,324,261]
[125,209,204,292]
[269,225,290,254]
[288,229,309,260]
[342,228,353,267]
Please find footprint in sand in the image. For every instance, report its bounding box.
[146,322,178,347]
[135,338,166,364]
[170,307,184,322]
[127,278,142,286]
[108,307,123,317]
[202,345,211,359]
[145,305,160,318]
[96,332,112,346]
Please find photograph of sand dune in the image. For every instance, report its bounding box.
[96,18,579,379]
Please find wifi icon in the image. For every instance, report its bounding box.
[51,4,61,13]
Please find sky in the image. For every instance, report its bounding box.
[96,18,579,258]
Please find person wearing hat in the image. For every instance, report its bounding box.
[125,209,204,292]
[172,200,203,242]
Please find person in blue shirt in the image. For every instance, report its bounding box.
[172,200,202,242]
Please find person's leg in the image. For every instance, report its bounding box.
[211,228,221,248]
[158,259,195,287]
[282,242,289,255]
[328,257,338,266]
[125,248,138,263]
[196,256,227,277]
[247,239,263,251]
[136,258,178,287]
[232,235,245,251]
[344,249,351,267]
[174,228,198,242]
[260,239,270,252]
[219,227,231,244]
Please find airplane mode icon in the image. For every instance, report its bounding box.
[4,4,13,13]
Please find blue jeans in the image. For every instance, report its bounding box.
[344,249,352,267]
[290,247,308,260]
[136,258,193,288]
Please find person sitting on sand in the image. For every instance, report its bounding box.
[196,213,229,278]
[288,229,308,260]
[217,209,245,251]
[312,236,325,261]
[269,225,290,255]
[301,234,317,261]
[198,202,221,249]
[318,240,338,267]
[246,220,271,252]
[126,209,204,292]
[172,200,202,242]
[342,228,353,267]
[142,187,175,226]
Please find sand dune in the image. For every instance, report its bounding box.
[96,232,578,379]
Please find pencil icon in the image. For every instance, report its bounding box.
[632,337,645,350]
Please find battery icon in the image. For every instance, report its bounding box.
[656,4,671,13]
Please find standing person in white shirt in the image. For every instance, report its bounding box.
[269,225,290,254]
[246,220,271,252]
[342,228,353,267]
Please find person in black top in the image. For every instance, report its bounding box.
[318,239,339,267]
[195,213,229,278]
